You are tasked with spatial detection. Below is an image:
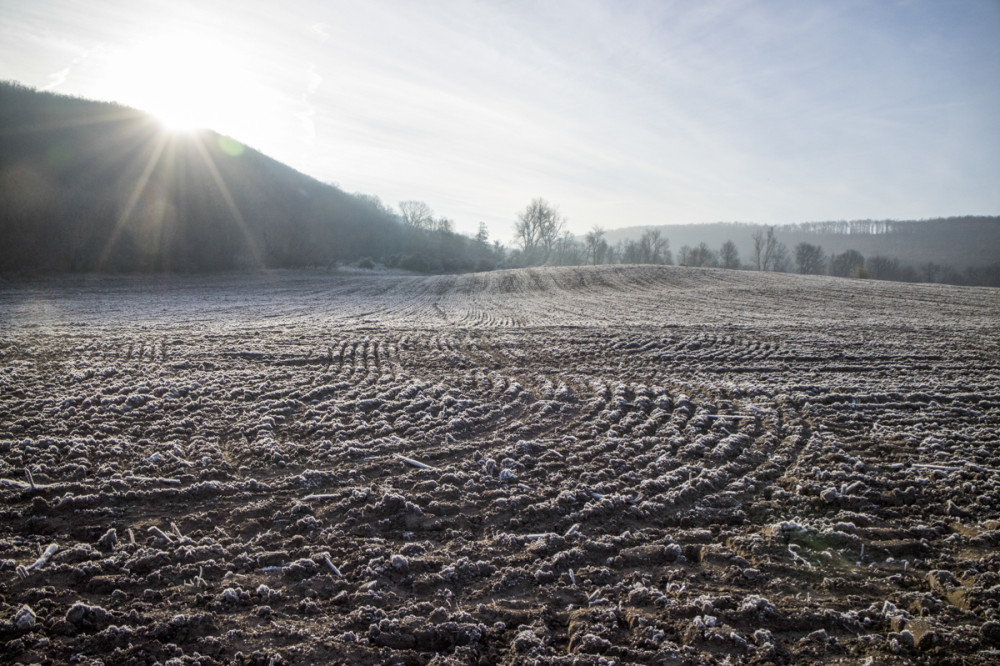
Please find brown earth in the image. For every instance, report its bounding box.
[1,265,999,664]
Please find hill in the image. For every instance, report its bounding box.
[0,82,493,273]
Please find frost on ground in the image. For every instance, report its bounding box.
[1,265,999,664]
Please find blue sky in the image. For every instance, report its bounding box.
[2,0,998,239]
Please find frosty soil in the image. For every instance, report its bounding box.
[1,266,999,664]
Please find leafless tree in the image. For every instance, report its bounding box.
[830,249,864,277]
[475,222,489,245]
[623,229,671,264]
[680,242,717,267]
[920,261,941,283]
[751,226,780,271]
[641,229,671,265]
[795,242,826,274]
[514,198,564,264]
[771,241,791,272]
[399,201,433,230]
[552,231,584,265]
[584,225,606,265]
[866,255,900,280]
[719,240,740,269]
[751,229,764,270]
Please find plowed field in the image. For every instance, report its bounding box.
[2,266,999,664]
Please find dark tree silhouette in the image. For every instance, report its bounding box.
[680,242,717,267]
[866,255,901,281]
[621,229,671,264]
[795,242,826,274]
[830,249,865,278]
[751,227,775,270]
[920,262,942,283]
[719,240,740,269]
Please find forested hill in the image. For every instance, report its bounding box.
[0,82,493,274]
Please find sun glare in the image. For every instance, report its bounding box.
[105,34,252,133]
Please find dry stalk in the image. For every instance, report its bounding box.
[148,526,174,543]
[16,543,59,579]
[523,532,557,540]
[321,553,343,577]
[394,453,439,471]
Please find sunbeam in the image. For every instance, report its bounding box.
[97,127,171,270]
[191,134,264,269]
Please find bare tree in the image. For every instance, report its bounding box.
[514,198,564,265]
[866,255,900,281]
[751,229,764,270]
[552,231,583,265]
[594,238,608,265]
[475,222,489,245]
[795,242,826,274]
[680,242,717,267]
[830,249,864,277]
[622,230,671,264]
[751,226,780,271]
[513,208,541,257]
[771,241,791,272]
[399,201,433,230]
[641,229,671,264]
[920,261,941,283]
[719,240,740,269]
[605,241,620,265]
[584,225,606,265]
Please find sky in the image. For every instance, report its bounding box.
[2,0,999,240]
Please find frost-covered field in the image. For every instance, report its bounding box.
[1,265,999,664]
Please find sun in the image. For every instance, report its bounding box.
[104,34,252,133]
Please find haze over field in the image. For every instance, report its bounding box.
[2,0,998,238]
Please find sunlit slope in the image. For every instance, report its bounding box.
[0,82,398,272]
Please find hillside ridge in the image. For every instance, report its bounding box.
[0,82,493,274]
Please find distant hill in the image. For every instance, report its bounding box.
[600,218,1000,272]
[0,82,492,273]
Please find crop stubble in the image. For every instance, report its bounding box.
[1,265,999,664]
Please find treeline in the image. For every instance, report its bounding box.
[0,82,499,274]
[684,226,1000,286]
[506,200,999,287]
[602,217,1000,273]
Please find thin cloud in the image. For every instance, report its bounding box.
[41,67,71,91]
